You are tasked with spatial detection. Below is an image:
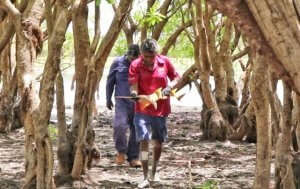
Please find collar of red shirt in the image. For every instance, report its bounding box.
[139,54,165,70]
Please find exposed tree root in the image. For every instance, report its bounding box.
[201,107,233,141]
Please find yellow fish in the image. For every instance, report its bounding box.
[138,88,185,110]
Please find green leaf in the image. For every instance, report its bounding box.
[95,0,101,6]
[106,0,115,4]
[194,180,219,189]
[48,124,58,140]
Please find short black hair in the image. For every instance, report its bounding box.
[140,38,158,53]
[127,44,140,57]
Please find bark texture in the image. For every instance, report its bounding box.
[70,0,90,178]
[36,0,71,184]
[71,0,132,178]
[246,0,300,93]
[0,43,12,132]
[295,95,300,151]
[275,83,296,189]
[1,0,55,188]
[56,70,72,176]
[0,0,28,54]
[251,53,271,189]
[206,0,300,94]
[192,0,232,141]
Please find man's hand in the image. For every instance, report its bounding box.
[106,100,114,110]
[130,92,139,101]
[162,86,172,96]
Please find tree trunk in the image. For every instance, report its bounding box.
[0,43,12,132]
[275,83,296,189]
[295,95,300,150]
[230,101,256,142]
[268,75,281,147]
[10,68,21,130]
[70,0,90,178]
[240,55,253,108]
[210,18,239,126]
[206,0,300,94]
[251,52,271,189]
[35,0,71,184]
[221,20,238,102]
[291,93,299,151]
[246,0,300,93]
[192,0,231,141]
[0,0,28,54]
[71,0,132,178]
[56,70,72,176]
[2,0,56,188]
[213,18,231,102]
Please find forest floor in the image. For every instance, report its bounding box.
[0,105,260,189]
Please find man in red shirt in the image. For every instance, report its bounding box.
[129,38,180,188]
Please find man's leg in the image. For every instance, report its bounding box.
[127,109,140,163]
[140,140,149,179]
[113,105,129,164]
[133,113,152,188]
[127,122,141,167]
[149,116,167,181]
[151,139,162,181]
[138,140,150,188]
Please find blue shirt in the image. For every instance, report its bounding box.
[106,55,133,108]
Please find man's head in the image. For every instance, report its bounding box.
[140,38,158,66]
[127,44,140,62]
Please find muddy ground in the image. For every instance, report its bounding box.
[0,105,258,189]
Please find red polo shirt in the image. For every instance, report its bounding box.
[128,54,180,116]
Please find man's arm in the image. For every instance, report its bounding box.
[106,61,117,109]
[169,77,181,89]
[161,57,181,96]
[130,82,138,95]
[129,82,139,101]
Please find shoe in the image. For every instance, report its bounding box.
[115,153,125,165]
[138,179,150,188]
[129,159,142,168]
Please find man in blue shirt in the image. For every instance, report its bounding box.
[106,44,141,168]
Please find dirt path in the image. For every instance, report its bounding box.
[0,106,256,189]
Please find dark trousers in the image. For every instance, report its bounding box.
[113,103,139,161]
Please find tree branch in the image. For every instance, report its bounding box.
[294,0,300,20]
[44,0,54,36]
[141,0,155,42]
[161,20,192,55]
[1,0,21,25]
[231,24,241,53]
[180,4,193,44]
[112,3,137,46]
[152,0,172,40]
[0,0,28,54]
[90,2,101,54]
[232,46,250,62]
